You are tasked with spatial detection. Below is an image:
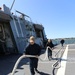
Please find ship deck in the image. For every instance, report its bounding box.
[0,44,75,75]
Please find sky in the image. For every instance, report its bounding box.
[0,0,75,39]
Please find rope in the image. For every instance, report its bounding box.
[11,47,48,75]
[11,46,63,75]
[52,45,68,75]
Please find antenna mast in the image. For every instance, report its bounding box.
[10,0,15,11]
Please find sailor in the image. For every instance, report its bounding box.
[24,36,41,75]
[60,39,65,47]
[46,39,54,60]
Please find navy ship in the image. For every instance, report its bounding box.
[0,4,47,54]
